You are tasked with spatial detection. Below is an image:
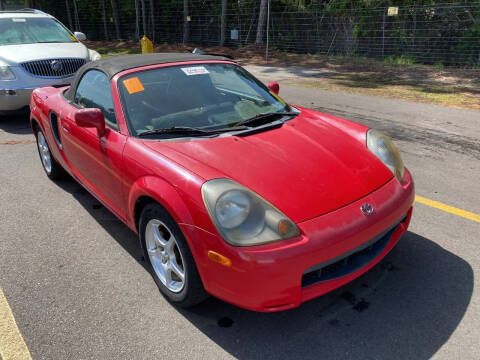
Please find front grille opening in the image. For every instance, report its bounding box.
[21,58,86,78]
[302,221,403,288]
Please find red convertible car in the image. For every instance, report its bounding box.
[30,54,414,312]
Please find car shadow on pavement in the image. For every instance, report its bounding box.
[178,232,473,360]
[53,178,473,360]
[52,177,148,271]
[0,112,32,135]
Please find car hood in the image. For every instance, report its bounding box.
[0,42,89,65]
[143,110,394,223]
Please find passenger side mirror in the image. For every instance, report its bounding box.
[75,108,106,137]
[268,81,280,95]
[74,31,87,41]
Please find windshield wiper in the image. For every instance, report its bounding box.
[138,126,214,137]
[236,112,298,127]
[138,126,247,138]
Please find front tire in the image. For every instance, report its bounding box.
[139,203,207,307]
[36,129,64,180]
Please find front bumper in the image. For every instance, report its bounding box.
[1,69,73,111]
[0,88,37,112]
[181,169,415,312]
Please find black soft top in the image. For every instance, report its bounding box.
[65,53,232,101]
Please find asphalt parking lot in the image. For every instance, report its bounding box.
[0,78,479,359]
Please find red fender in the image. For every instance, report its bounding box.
[126,176,211,284]
[127,175,195,233]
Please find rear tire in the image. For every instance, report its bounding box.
[139,203,208,308]
[35,129,64,180]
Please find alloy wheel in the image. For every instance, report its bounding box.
[145,219,186,293]
[37,131,52,174]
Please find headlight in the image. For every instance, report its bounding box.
[367,129,405,181]
[202,179,300,246]
[0,66,15,81]
[88,49,102,61]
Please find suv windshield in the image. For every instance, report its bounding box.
[0,17,75,45]
[118,63,292,136]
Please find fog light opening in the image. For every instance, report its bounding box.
[0,90,16,96]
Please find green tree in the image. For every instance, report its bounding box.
[256,0,268,44]
[220,0,227,46]
[110,0,121,39]
[183,0,190,43]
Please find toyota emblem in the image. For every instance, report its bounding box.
[360,203,374,216]
[51,60,63,72]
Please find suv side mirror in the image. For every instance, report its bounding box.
[74,31,87,41]
[75,108,106,137]
[268,81,280,95]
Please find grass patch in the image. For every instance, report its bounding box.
[294,77,480,110]
[94,46,140,58]
[384,55,417,65]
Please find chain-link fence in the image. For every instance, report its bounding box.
[13,1,480,66]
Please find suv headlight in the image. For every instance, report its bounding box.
[88,49,102,61]
[367,129,405,181]
[0,66,15,81]
[202,179,300,246]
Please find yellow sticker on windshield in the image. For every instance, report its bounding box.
[69,35,78,42]
[269,90,286,104]
[123,77,145,94]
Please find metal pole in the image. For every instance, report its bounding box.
[183,0,190,44]
[65,0,73,30]
[73,0,80,32]
[135,0,140,39]
[266,0,270,63]
[382,9,386,59]
[315,6,319,52]
[245,10,255,44]
[141,0,146,36]
[326,32,337,56]
[220,0,227,46]
[102,0,108,40]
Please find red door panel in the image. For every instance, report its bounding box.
[60,111,128,220]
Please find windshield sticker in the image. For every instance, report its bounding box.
[181,66,209,76]
[123,77,145,94]
[12,18,26,22]
[69,35,78,42]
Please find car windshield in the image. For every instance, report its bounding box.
[0,17,75,45]
[118,63,292,136]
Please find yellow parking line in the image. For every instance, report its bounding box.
[0,288,32,360]
[415,195,480,223]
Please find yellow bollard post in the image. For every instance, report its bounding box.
[141,35,154,54]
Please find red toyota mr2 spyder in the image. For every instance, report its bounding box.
[30,54,414,312]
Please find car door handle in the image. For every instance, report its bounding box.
[62,124,70,133]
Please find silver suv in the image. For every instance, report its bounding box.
[0,9,101,113]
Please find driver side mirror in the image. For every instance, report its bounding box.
[75,108,106,137]
[74,31,87,41]
[268,81,280,95]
